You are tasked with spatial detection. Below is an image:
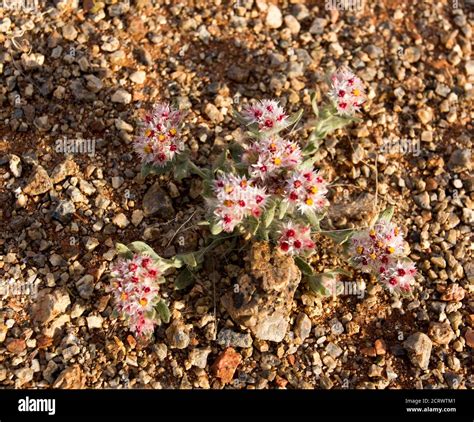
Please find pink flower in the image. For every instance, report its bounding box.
[379,259,417,293]
[285,169,329,214]
[110,254,163,337]
[329,68,365,116]
[243,136,302,182]
[134,102,184,166]
[348,221,405,274]
[241,99,288,132]
[211,173,268,232]
[278,222,315,255]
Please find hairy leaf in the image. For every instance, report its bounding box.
[321,229,354,245]
[174,267,195,290]
[262,199,277,228]
[377,206,395,224]
[155,301,171,323]
[294,256,314,276]
[116,243,133,259]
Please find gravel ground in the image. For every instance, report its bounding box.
[0,0,473,390]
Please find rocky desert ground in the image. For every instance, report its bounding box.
[0,0,473,390]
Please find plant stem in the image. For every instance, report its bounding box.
[188,160,208,179]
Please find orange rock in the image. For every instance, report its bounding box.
[440,283,465,302]
[467,315,474,328]
[6,338,26,354]
[465,329,474,349]
[126,335,136,349]
[287,354,295,366]
[361,346,377,357]
[374,339,387,355]
[212,347,242,384]
[275,375,288,388]
[37,335,53,349]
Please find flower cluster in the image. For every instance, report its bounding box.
[286,169,329,213]
[329,68,366,116]
[212,174,268,232]
[209,99,330,238]
[110,254,163,337]
[241,99,288,132]
[349,221,416,293]
[134,103,184,166]
[278,222,315,255]
[243,136,302,181]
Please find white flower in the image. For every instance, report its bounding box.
[278,222,315,255]
[329,68,366,116]
[211,173,267,232]
[110,254,163,337]
[285,169,329,214]
[243,136,302,182]
[241,99,288,132]
[134,102,184,166]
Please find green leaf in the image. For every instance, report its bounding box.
[228,142,244,162]
[285,109,304,129]
[210,220,223,235]
[262,199,277,228]
[155,301,171,323]
[128,241,161,261]
[304,209,322,230]
[116,243,133,259]
[298,156,318,171]
[173,160,190,181]
[310,92,319,118]
[278,200,289,220]
[377,206,395,224]
[247,216,260,236]
[308,275,327,295]
[302,134,323,156]
[177,252,198,268]
[212,148,228,173]
[174,267,195,290]
[307,272,343,297]
[321,229,354,245]
[233,110,249,126]
[294,256,314,276]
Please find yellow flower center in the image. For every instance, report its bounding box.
[273,157,282,166]
[145,129,153,138]
[121,293,128,301]
[370,253,377,260]
[352,88,360,96]
[144,144,153,154]
[305,198,314,206]
[387,246,395,254]
[309,186,318,194]
[139,298,148,307]
[369,229,376,237]
[224,200,234,207]
[356,246,364,254]
[158,134,166,142]
[169,128,177,136]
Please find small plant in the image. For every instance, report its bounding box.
[109,67,417,336]
[109,242,183,337]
